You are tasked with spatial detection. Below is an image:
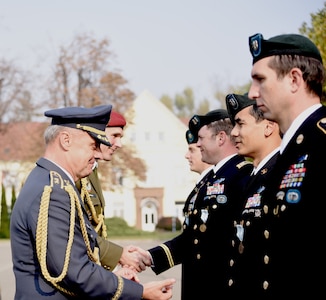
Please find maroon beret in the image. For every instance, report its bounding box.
[107,110,126,128]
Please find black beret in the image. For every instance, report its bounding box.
[185,129,198,144]
[188,109,229,135]
[225,93,256,125]
[44,105,112,146]
[249,33,322,64]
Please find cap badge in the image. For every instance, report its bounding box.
[227,94,239,110]
[249,33,263,58]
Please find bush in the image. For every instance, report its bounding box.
[104,217,152,237]
[156,216,181,231]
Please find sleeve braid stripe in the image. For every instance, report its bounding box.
[112,276,124,300]
[159,243,174,268]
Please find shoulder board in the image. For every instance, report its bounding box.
[317,117,326,134]
[236,160,253,169]
[49,170,71,188]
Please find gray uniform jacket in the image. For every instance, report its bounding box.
[10,157,143,299]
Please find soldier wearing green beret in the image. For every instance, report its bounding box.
[184,129,214,177]
[147,109,253,299]
[239,33,326,298]
[225,92,282,297]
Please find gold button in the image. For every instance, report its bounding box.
[263,281,269,290]
[263,205,268,214]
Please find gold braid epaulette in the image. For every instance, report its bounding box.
[35,171,101,297]
[236,160,253,169]
[80,177,108,239]
[317,117,326,134]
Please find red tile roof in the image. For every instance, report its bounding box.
[0,122,48,161]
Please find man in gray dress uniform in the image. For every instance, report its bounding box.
[10,105,175,299]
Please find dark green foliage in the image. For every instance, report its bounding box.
[11,185,16,214]
[0,184,10,238]
[104,217,181,238]
[104,217,152,237]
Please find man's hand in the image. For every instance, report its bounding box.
[113,265,140,283]
[119,245,152,272]
[142,278,176,300]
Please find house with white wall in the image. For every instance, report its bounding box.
[103,90,198,231]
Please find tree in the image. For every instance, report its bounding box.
[0,184,10,238]
[197,99,210,115]
[10,185,17,215]
[46,32,135,111]
[160,94,174,111]
[299,2,326,102]
[45,32,146,186]
[160,87,208,118]
[0,58,40,129]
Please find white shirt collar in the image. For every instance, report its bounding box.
[280,104,321,154]
[213,153,237,173]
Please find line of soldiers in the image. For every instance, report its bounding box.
[10,31,326,299]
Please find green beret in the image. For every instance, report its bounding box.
[45,105,112,146]
[225,93,255,125]
[189,109,229,135]
[185,129,198,144]
[249,33,322,64]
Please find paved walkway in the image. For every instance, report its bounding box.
[0,238,181,300]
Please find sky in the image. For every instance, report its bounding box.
[0,0,325,106]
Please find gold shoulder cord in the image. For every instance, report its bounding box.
[80,178,108,239]
[35,171,101,297]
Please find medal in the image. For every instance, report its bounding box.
[238,241,244,254]
[199,224,207,232]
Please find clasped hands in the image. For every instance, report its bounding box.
[114,245,152,282]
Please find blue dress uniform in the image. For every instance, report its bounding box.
[149,154,252,299]
[10,106,143,299]
[232,32,326,298]
[258,106,326,298]
[227,151,279,297]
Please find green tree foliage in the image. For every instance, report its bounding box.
[160,86,208,118]
[299,2,326,102]
[197,99,210,115]
[11,185,17,214]
[0,184,10,238]
[160,94,174,111]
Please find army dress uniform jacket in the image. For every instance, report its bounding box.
[148,155,253,300]
[10,158,143,299]
[227,150,280,297]
[234,105,326,298]
[81,168,123,271]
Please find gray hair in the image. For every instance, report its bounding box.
[44,125,65,145]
